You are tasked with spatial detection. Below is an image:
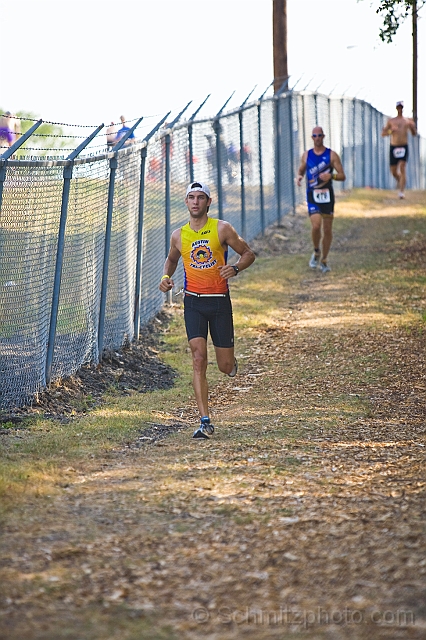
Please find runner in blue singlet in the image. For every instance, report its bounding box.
[305,147,335,215]
[297,127,346,274]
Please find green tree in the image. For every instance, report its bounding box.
[364,0,425,43]
[360,1,424,126]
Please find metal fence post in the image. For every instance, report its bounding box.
[188,95,210,183]
[340,98,345,186]
[164,103,192,254]
[98,156,117,362]
[188,125,194,183]
[45,124,104,385]
[134,113,170,339]
[361,102,367,186]
[373,109,379,189]
[165,133,171,260]
[352,99,356,189]
[163,104,191,304]
[274,80,291,222]
[256,83,272,235]
[98,118,142,362]
[257,100,265,234]
[134,144,148,339]
[370,104,374,187]
[213,93,234,221]
[288,92,296,214]
[239,110,246,237]
[301,93,307,150]
[239,88,255,238]
[379,112,385,188]
[213,119,223,220]
[274,95,282,223]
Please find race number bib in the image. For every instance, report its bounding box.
[313,188,331,204]
[393,147,406,159]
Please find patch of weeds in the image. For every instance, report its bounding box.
[69,394,97,412]
[285,456,303,466]
[234,513,254,525]
[269,465,289,475]
[0,421,16,429]
[213,504,239,516]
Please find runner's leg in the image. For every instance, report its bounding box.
[321,216,334,263]
[398,160,407,192]
[189,337,209,418]
[214,346,235,375]
[310,213,322,252]
[390,165,400,188]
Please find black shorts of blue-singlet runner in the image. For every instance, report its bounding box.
[184,293,234,348]
[390,144,409,167]
[307,184,335,215]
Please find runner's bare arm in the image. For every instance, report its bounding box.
[218,221,255,280]
[409,119,417,136]
[382,119,393,137]
[297,151,308,186]
[318,152,345,184]
[159,229,181,292]
[330,151,346,181]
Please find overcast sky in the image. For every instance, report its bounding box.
[1,0,424,133]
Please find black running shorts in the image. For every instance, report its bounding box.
[390,144,408,166]
[184,294,234,348]
[307,184,335,215]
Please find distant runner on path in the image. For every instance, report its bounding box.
[381,101,417,199]
[159,181,255,440]
[297,126,346,274]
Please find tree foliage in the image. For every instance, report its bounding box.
[364,0,426,43]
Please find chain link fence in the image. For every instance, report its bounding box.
[1,92,425,410]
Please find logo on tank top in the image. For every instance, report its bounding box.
[190,239,217,270]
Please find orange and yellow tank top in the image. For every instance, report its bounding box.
[181,217,228,294]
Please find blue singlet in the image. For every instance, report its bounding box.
[306,148,334,215]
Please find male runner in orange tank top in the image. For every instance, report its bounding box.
[159,181,255,439]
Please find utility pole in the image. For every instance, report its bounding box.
[412,0,418,127]
[273,0,288,94]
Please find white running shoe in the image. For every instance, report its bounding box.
[309,252,320,269]
[398,191,405,199]
[320,262,331,274]
[192,418,214,439]
[228,358,238,378]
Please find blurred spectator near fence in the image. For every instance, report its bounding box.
[0,111,14,149]
[242,142,252,180]
[116,115,135,145]
[148,156,162,181]
[106,121,117,148]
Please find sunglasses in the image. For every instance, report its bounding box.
[312,134,324,138]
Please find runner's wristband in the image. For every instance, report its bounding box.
[332,174,338,180]
[161,275,170,280]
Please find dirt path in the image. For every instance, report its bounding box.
[1,190,425,640]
